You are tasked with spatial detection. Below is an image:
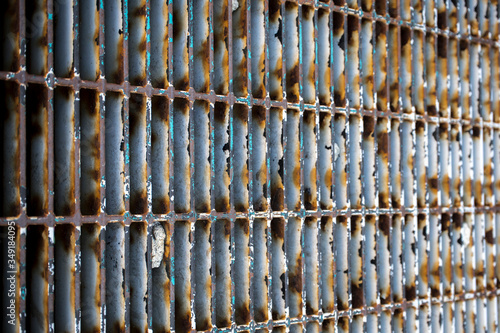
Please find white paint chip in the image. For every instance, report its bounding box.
[152,223,166,268]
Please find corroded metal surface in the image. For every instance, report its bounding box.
[2,0,500,331]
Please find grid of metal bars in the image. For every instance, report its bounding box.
[1,0,500,331]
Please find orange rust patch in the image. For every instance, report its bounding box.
[419,257,429,285]
[234,59,248,97]
[324,167,332,188]
[474,180,482,205]
[293,166,301,189]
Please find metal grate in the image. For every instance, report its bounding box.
[1,0,500,331]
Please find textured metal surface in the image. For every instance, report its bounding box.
[2,0,500,332]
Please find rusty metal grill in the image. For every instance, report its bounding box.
[1,0,500,331]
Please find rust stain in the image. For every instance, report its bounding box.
[111,34,125,84]
[419,259,429,287]
[320,64,331,105]
[130,193,148,214]
[255,165,268,211]
[388,0,398,17]
[320,216,331,232]
[334,86,346,107]
[324,167,332,188]
[401,27,411,47]
[361,0,372,11]
[388,27,399,112]
[429,176,438,207]
[287,62,300,103]
[293,165,301,191]
[405,284,416,301]
[197,40,211,93]
[236,304,250,325]
[485,229,494,244]
[174,303,191,333]
[288,270,302,293]
[234,104,248,122]
[253,105,266,124]
[363,116,374,139]
[375,0,386,15]
[213,0,228,94]
[270,58,283,100]
[113,321,125,333]
[474,179,482,206]
[379,214,390,236]
[430,261,440,297]
[237,218,249,236]
[375,22,387,111]
[351,282,363,309]
[417,175,426,208]
[214,103,227,124]
[332,12,344,32]
[271,218,284,239]
[129,94,145,137]
[305,168,317,210]
[305,301,316,316]
[338,317,349,331]
[271,185,285,209]
[216,197,230,213]
[254,306,267,323]
[254,51,266,98]
[233,2,248,97]
[56,223,75,253]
